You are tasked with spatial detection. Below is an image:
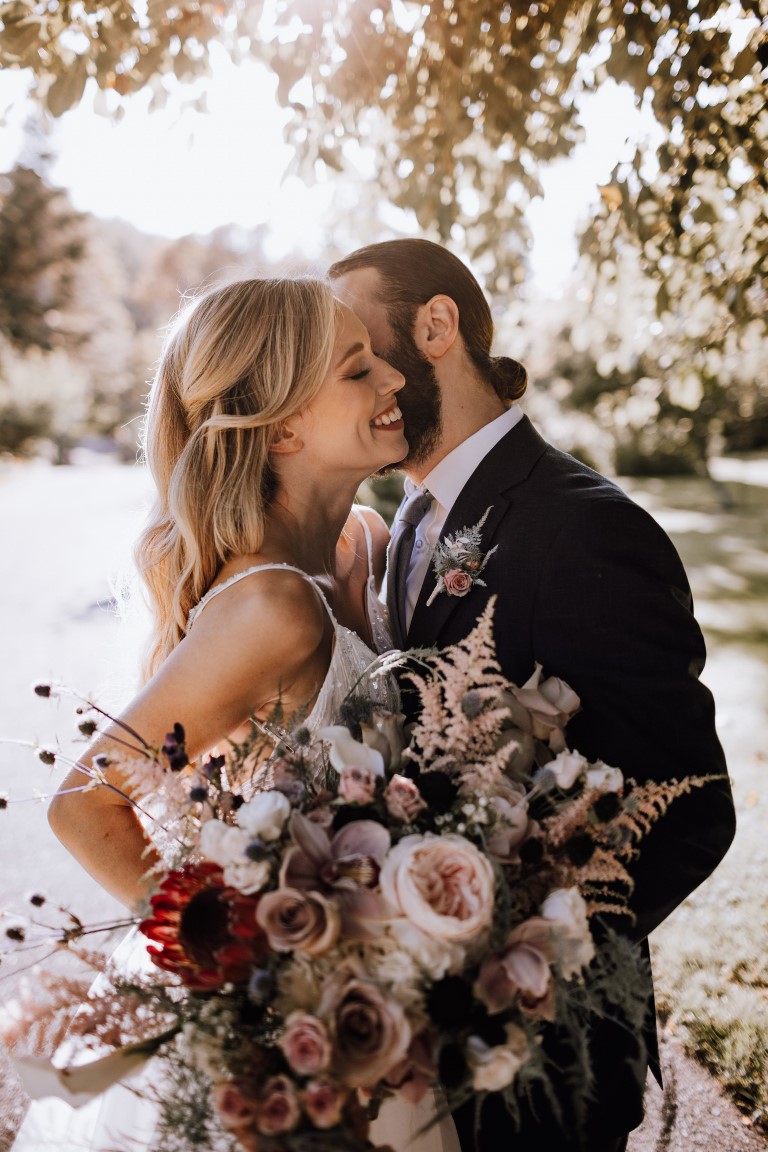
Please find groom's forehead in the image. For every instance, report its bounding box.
[332,267,395,349]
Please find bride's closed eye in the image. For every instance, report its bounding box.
[349,368,371,381]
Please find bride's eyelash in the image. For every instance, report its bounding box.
[349,369,371,381]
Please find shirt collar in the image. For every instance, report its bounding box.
[405,405,523,512]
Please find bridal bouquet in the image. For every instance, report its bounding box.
[1,601,711,1151]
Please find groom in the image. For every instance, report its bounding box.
[330,239,736,1152]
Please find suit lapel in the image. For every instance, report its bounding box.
[406,416,548,645]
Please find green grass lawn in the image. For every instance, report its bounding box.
[624,469,768,1132]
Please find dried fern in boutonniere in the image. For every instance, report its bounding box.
[426,505,498,605]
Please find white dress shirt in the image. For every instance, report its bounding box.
[403,404,524,627]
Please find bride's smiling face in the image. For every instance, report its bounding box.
[291,303,408,477]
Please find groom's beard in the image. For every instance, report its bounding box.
[377,330,442,474]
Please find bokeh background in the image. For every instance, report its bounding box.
[0,3,766,1149]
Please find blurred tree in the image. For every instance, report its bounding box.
[0,160,86,351]
[0,156,90,456]
[1,0,764,469]
[0,2,764,281]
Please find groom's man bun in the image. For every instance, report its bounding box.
[329,239,527,404]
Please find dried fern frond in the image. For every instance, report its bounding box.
[0,971,95,1055]
[604,774,727,858]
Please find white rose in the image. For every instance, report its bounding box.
[368,944,422,1008]
[548,750,588,790]
[467,1025,529,1092]
[237,790,291,842]
[223,859,272,895]
[387,919,464,981]
[199,820,248,865]
[541,887,595,979]
[585,763,624,793]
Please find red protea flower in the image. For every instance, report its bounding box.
[139,861,268,990]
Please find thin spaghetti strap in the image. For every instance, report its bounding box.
[350,504,375,577]
[187,563,336,631]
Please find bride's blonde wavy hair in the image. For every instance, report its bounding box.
[135,276,339,680]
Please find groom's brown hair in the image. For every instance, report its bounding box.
[329,238,527,403]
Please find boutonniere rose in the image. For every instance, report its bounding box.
[426,506,497,605]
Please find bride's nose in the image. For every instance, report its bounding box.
[379,361,405,395]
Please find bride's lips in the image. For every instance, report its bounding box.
[370,403,404,431]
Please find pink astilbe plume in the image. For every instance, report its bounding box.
[542,789,601,850]
[406,598,510,791]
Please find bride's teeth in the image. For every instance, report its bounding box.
[373,405,401,427]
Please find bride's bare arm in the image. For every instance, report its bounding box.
[48,572,329,911]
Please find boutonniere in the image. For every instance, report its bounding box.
[426,506,498,605]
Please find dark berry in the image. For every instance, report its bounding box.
[593,792,622,822]
[564,833,596,866]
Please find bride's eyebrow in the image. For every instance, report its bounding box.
[337,341,365,367]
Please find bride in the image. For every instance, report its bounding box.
[11,276,458,1152]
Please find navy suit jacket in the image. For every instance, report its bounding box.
[402,416,735,1147]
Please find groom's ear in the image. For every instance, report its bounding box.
[413,295,460,361]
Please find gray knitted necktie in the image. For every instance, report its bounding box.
[387,489,434,649]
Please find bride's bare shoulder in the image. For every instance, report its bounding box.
[187,563,328,660]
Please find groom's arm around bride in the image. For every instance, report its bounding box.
[331,238,736,1152]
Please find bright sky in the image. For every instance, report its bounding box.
[0,53,661,296]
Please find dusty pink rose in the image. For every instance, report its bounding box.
[255,1074,301,1136]
[384,774,427,823]
[302,1078,347,1129]
[319,963,412,1088]
[541,887,595,978]
[212,1078,259,1131]
[443,568,472,596]
[338,763,379,805]
[279,1011,332,1076]
[508,663,581,751]
[379,833,495,945]
[474,917,557,1019]
[486,779,536,861]
[256,886,340,955]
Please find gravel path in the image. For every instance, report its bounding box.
[628,1036,767,1152]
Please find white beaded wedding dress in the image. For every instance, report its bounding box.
[10,510,460,1152]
